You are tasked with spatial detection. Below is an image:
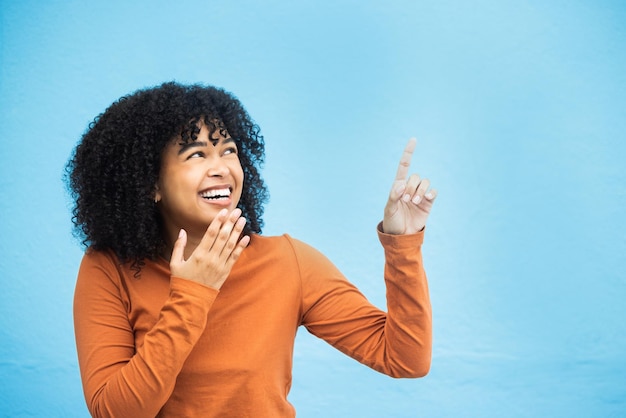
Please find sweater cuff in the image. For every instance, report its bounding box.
[376,222,425,249]
[170,276,220,306]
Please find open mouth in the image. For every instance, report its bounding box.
[200,187,231,201]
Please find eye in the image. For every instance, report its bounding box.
[223,146,238,156]
[187,151,205,159]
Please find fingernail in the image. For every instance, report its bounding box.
[412,195,421,204]
[231,208,242,219]
[402,194,411,202]
[425,192,433,200]
[178,229,185,238]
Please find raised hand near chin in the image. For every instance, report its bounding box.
[382,138,437,235]
[169,208,250,290]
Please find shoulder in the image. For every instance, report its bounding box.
[247,233,321,259]
[80,248,121,271]
[247,234,338,279]
[78,248,160,284]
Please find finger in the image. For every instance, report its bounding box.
[239,234,251,248]
[424,188,438,202]
[214,208,243,249]
[224,234,251,267]
[219,215,247,258]
[197,208,229,251]
[402,174,421,203]
[411,178,430,205]
[389,182,406,203]
[170,229,187,268]
[394,138,417,182]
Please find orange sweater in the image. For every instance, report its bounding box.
[74,227,432,417]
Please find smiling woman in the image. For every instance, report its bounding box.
[65,81,437,418]
[66,83,268,270]
[156,123,245,263]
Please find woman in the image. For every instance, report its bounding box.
[66,81,437,417]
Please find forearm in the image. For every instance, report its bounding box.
[375,226,432,377]
[380,247,432,377]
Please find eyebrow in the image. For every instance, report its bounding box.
[177,137,236,155]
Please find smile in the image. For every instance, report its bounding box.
[200,187,231,200]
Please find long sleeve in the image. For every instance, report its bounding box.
[296,225,432,378]
[73,251,218,418]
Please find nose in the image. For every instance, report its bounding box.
[205,155,228,177]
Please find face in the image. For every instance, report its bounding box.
[155,123,244,241]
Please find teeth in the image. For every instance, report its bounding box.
[201,188,231,198]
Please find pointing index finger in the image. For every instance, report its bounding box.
[394,138,417,182]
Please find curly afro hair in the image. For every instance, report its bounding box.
[65,81,269,268]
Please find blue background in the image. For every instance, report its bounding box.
[1,1,625,417]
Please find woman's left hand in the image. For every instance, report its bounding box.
[382,138,438,235]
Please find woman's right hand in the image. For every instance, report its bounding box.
[169,209,250,289]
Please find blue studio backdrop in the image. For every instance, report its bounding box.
[1,1,625,417]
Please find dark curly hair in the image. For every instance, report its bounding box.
[65,81,269,268]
